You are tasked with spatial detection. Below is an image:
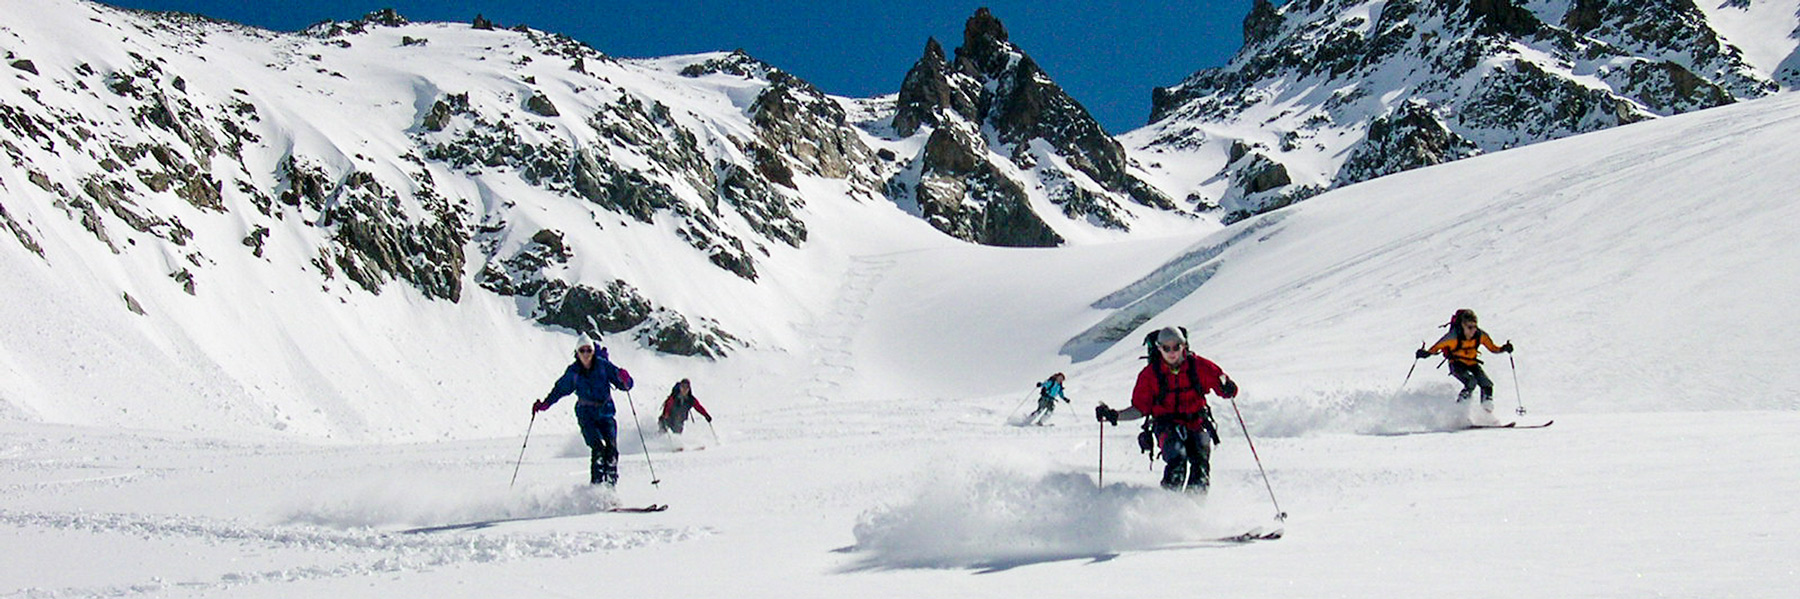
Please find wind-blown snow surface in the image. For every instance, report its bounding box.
[7,58,1800,599]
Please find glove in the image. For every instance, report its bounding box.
[705,414,713,422]
[1095,404,1119,425]
[1219,378,1238,399]
[532,400,551,413]
[1415,348,1431,359]
[617,368,634,391]
[1501,342,1514,353]
[1062,396,1071,404]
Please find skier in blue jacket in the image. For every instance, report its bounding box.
[534,339,634,486]
[1026,372,1070,426]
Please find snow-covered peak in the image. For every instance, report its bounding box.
[1130,0,1797,222]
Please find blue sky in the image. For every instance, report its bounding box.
[100,1,1254,133]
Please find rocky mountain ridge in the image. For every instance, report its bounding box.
[0,3,1196,364]
[6,0,1799,365]
[1133,0,1798,221]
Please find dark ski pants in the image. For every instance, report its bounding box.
[660,414,686,435]
[1155,421,1212,492]
[576,404,619,486]
[1027,398,1056,423]
[1449,362,1495,401]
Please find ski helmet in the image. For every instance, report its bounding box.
[1154,326,1187,348]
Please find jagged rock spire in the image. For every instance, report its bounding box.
[887,8,1175,247]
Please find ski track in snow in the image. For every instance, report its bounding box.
[0,508,702,598]
[796,255,895,403]
[0,428,709,597]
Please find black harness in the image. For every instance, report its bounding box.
[1143,354,1221,449]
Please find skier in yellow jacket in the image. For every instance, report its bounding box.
[1416,309,1513,412]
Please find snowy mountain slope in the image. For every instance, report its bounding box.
[1699,0,1800,86]
[4,6,1800,597]
[0,0,982,440]
[0,1,1225,440]
[1133,0,1800,222]
[1160,92,1800,414]
[857,90,1800,419]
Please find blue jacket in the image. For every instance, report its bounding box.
[544,359,632,417]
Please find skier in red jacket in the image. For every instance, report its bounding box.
[657,379,712,434]
[1096,326,1238,492]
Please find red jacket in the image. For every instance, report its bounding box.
[660,393,710,422]
[1130,353,1232,431]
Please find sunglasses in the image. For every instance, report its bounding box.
[577,347,594,354]
[1157,343,1184,353]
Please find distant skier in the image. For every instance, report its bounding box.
[1095,326,1237,492]
[658,379,712,434]
[1415,308,1513,412]
[1024,372,1070,426]
[534,339,634,486]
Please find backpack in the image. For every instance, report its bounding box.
[1443,308,1477,329]
[1440,308,1484,342]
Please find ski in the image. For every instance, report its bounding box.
[607,504,669,513]
[1468,420,1553,430]
[1218,528,1283,542]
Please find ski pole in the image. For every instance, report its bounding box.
[1097,419,1105,489]
[704,417,721,445]
[1509,350,1528,416]
[1399,341,1426,391]
[1008,391,1035,424]
[1227,396,1287,521]
[509,411,537,489]
[622,389,662,486]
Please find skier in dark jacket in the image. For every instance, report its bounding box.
[1096,326,1237,492]
[657,379,712,434]
[534,339,634,486]
[1416,308,1512,413]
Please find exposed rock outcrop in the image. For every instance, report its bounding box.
[885,9,1173,246]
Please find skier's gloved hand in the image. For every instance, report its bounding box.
[1219,378,1239,398]
[705,414,713,423]
[616,368,634,391]
[1415,348,1431,359]
[532,399,551,413]
[1095,404,1119,425]
[1501,342,1514,353]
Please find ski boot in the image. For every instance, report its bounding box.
[1160,461,1188,491]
